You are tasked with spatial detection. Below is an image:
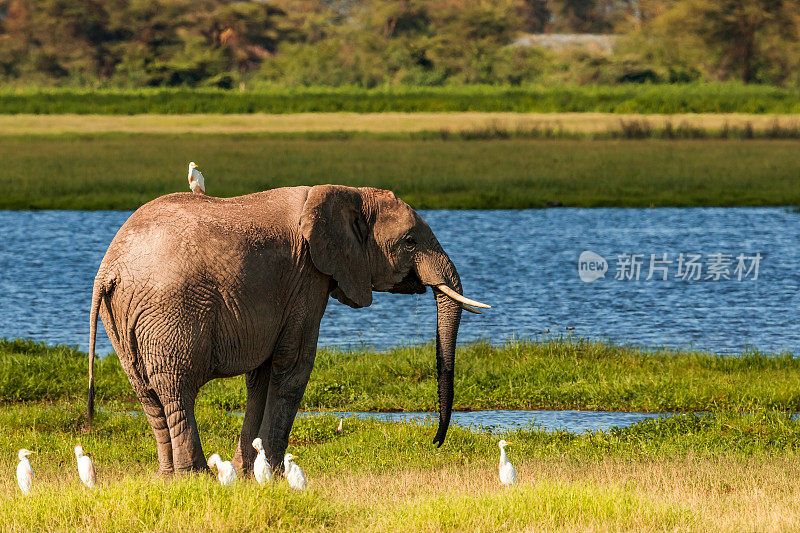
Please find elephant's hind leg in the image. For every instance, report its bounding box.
[138,389,174,476]
[232,362,272,475]
[153,376,207,472]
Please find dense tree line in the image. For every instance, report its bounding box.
[1,0,799,87]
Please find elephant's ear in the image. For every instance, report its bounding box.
[300,184,372,308]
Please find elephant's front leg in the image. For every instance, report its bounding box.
[232,362,272,475]
[260,325,321,472]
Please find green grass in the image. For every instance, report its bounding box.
[2,83,800,114]
[3,338,800,530]
[4,337,800,413]
[2,402,800,530]
[2,136,800,209]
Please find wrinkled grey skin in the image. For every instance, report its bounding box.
[87,185,465,475]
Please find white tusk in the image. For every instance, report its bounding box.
[461,304,483,315]
[436,285,491,310]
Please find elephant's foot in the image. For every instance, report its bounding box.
[269,456,286,477]
[172,446,211,475]
[232,447,256,477]
[157,453,175,478]
[232,457,252,477]
[173,462,211,475]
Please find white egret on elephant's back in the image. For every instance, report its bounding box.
[252,438,272,485]
[16,449,34,495]
[208,453,237,486]
[498,440,516,487]
[187,162,205,194]
[284,453,306,490]
[74,445,96,489]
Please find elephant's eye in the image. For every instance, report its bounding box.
[405,236,417,247]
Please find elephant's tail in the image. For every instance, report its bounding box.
[87,277,111,427]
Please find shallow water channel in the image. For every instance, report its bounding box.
[297,409,669,433]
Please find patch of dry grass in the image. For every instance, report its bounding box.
[1,112,799,135]
[327,456,800,532]
[544,456,800,532]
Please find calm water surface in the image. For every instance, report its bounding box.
[298,410,668,434]
[0,208,798,355]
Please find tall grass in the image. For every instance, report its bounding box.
[3,338,799,413]
[2,83,800,114]
[2,136,800,209]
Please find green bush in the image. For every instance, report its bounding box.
[1,83,800,114]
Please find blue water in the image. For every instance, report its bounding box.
[0,208,798,355]
[297,410,668,434]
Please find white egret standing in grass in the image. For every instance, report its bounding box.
[74,445,96,489]
[208,453,237,486]
[187,162,206,194]
[252,438,272,485]
[16,449,34,495]
[335,418,343,434]
[497,440,517,487]
[284,453,306,491]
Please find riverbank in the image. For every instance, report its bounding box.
[3,338,798,413]
[1,404,799,531]
[3,136,800,210]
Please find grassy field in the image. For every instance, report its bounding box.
[4,338,800,413]
[1,402,799,531]
[3,338,800,530]
[4,112,800,135]
[2,135,800,209]
[2,83,800,114]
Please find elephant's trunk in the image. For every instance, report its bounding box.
[416,247,463,447]
[432,284,462,446]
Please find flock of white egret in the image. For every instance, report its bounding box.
[14,439,306,494]
[14,423,516,493]
[205,438,307,490]
[16,445,96,495]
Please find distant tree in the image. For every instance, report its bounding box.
[197,1,285,74]
[635,0,676,23]
[0,1,31,77]
[649,0,800,83]
[3,0,116,81]
[0,0,290,86]
[548,0,614,33]
[270,0,347,43]
[518,0,550,33]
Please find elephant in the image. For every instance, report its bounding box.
[86,184,489,475]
